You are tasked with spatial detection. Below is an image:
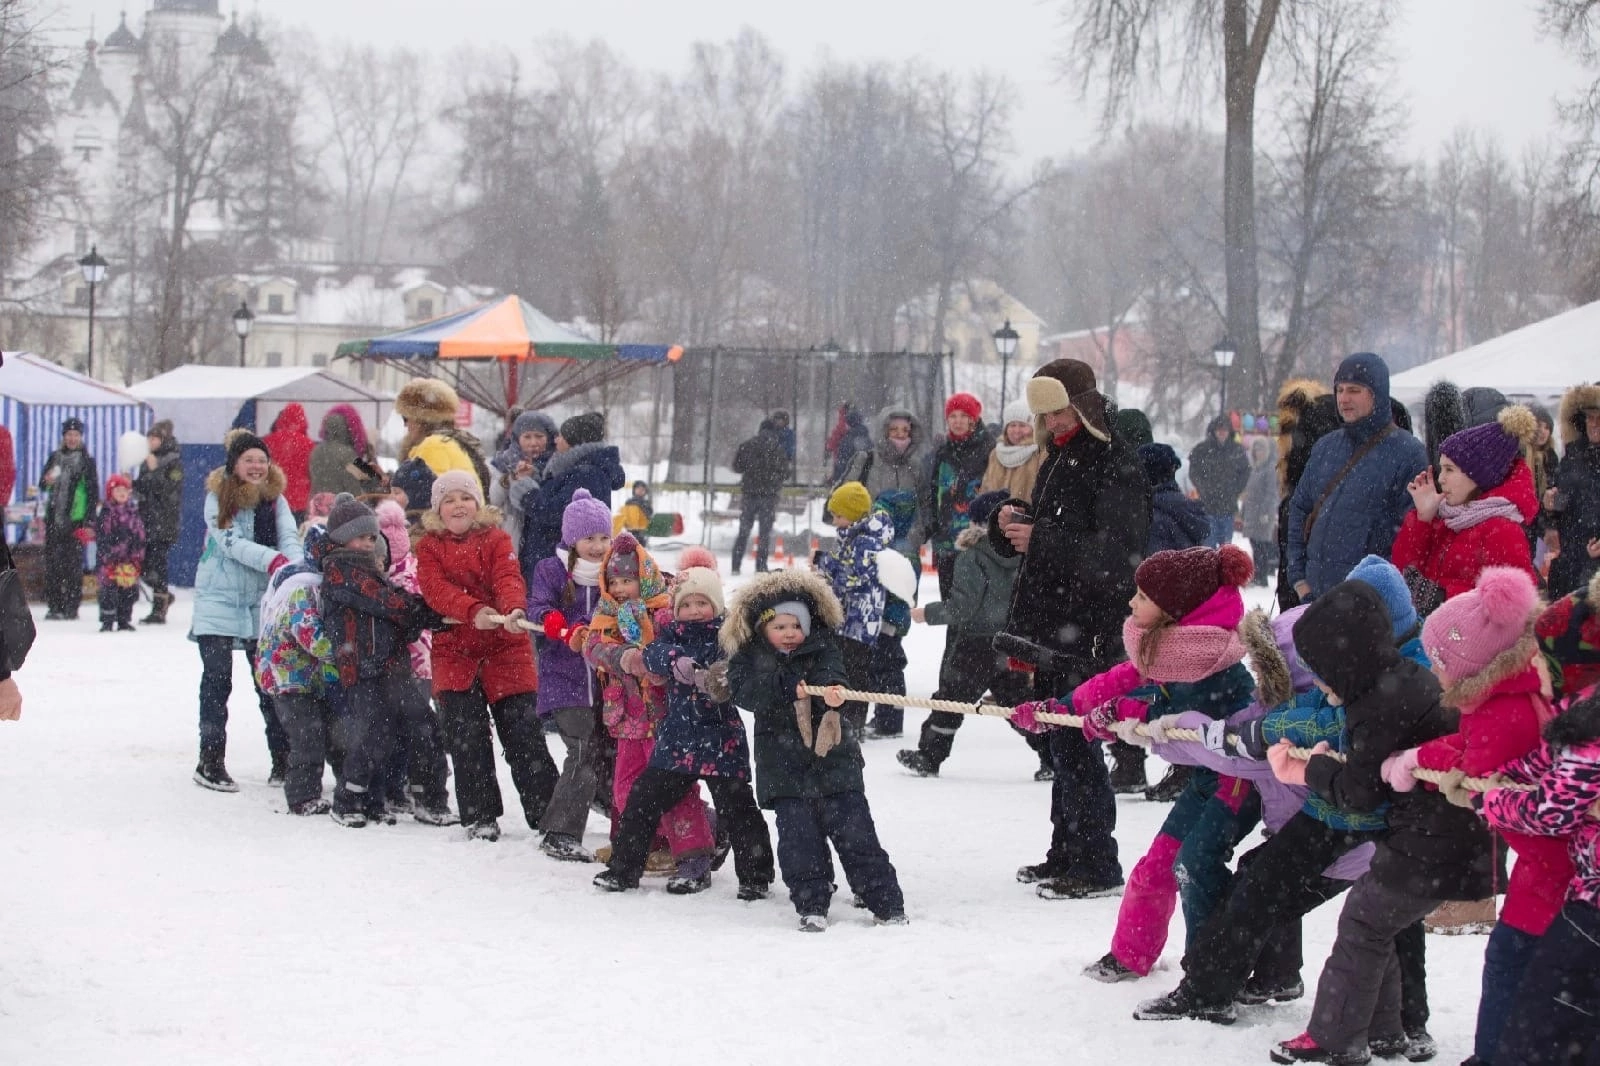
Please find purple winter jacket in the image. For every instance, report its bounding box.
[1152,708,1374,882]
[527,554,600,715]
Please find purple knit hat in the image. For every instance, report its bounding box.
[1438,405,1537,490]
[561,488,613,548]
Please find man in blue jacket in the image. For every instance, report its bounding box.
[1285,352,1427,602]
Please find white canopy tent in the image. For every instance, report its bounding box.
[1389,301,1600,413]
[129,365,391,445]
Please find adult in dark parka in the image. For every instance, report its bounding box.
[731,418,790,575]
[39,418,100,620]
[1187,414,1250,548]
[133,420,184,623]
[518,412,626,576]
[991,358,1150,898]
[1546,382,1600,597]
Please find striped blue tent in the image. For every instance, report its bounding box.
[1,352,151,523]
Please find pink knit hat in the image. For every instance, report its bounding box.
[1421,566,1540,685]
[676,545,718,572]
[375,499,410,566]
[561,488,613,548]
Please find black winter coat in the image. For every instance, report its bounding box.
[133,440,184,543]
[726,627,860,808]
[1550,440,1600,597]
[733,428,789,498]
[989,425,1150,687]
[1188,433,1250,516]
[1294,580,1494,900]
[321,547,440,683]
[1147,483,1210,555]
[925,425,995,554]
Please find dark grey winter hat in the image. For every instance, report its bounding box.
[327,492,379,546]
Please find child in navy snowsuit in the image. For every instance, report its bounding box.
[724,568,906,932]
[594,566,776,897]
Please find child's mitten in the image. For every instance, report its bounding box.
[543,610,570,642]
[813,710,843,757]
[702,661,730,702]
[671,657,701,686]
[1380,748,1421,793]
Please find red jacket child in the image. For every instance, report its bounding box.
[1388,567,1576,936]
[416,495,538,704]
[1391,409,1539,609]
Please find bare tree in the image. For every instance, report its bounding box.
[1059,0,1284,409]
[0,0,67,282]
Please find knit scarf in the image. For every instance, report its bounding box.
[1122,616,1248,684]
[1438,495,1526,533]
[569,555,601,586]
[993,442,1038,469]
[589,542,670,644]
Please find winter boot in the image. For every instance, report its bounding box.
[329,808,368,828]
[1270,1033,1370,1065]
[193,755,239,793]
[467,819,501,842]
[1236,978,1305,1005]
[1084,952,1140,983]
[737,881,771,901]
[874,913,910,926]
[267,753,289,789]
[1144,764,1193,803]
[1033,759,1055,782]
[412,804,458,827]
[1108,741,1148,794]
[798,914,828,933]
[288,798,330,816]
[540,832,595,862]
[142,590,173,625]
[593,869,638,892]
[1423,898,1496,935]
[1015,860,1071,884]
[1400,1028,1436,1062]
[1036,875,1124,900]
[896,749,939,777]
[1133,986,1238,1024]
[666,874,713,895]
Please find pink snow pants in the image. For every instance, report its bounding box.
[1109,833,1183,976]
[612,737,715,855]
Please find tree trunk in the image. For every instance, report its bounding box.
[1220,0,1279,412]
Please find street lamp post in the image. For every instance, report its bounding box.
[992,319,1019,418]
[78,245,108,379]
[232,300,255,367]
[1212,338,1236,419]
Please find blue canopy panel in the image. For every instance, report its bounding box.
[2,395,151,508]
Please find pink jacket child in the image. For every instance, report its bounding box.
[1380,567,1577,1062]
[1472,694,1600,1065]
[1012,545,1259,980]
[377,500,431,680]
[581,533,714,866]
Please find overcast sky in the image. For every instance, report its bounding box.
[62,0,1591,164]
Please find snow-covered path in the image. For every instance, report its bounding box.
[0,594,1489,1065]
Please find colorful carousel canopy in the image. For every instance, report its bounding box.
[334,296,681,413]
[334,295,682,365]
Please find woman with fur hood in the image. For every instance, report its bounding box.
[1545,382,1600,597]
[1391,405,1539,615]
[1274,380,1341,611]
[389,378,492,515]
[191,429,303,793]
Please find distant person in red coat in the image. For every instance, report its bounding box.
[0,423,15,515]
[262,403,315,521]
[1392,405,1538,618]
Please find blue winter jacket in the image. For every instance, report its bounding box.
[642,618,753,780]
[814,512,894,645]
[519,442,626,577]
[192,466,304,643]
[1147,482,1210,555]
[1285,354,1428,598]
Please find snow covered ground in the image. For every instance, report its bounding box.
[1,582,1492,1065]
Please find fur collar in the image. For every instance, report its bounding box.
[543,440,616,481]
[720,568,845,656]
[420,506,505,535]
[1442,631,1541,710]
[204,464,287,528]
[1240,608,1293,709]
[955,525,986,551]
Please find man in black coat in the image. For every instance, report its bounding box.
[991,359,1151,899]
[731,418,790,575]
[1188,414,1250,548]
[133,420,184,623]
[38,418,99,620]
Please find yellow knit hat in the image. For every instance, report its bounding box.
[828,481,872,523]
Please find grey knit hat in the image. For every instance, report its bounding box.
[327,492,379,545]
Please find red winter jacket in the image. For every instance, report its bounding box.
[262,404,315,514]
[1391,458,1537,600]
[1417,663,1574,934]
[415,511,537,703]
[0,424,15,505]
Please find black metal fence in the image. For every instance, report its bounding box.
[665,347,947,489]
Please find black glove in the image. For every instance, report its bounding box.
[1231,718,1270,760]
[1402,566,1445,619]
[991,632,1069,673]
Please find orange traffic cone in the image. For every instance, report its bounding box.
[920,544,936,576]
[773,535,787,565]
